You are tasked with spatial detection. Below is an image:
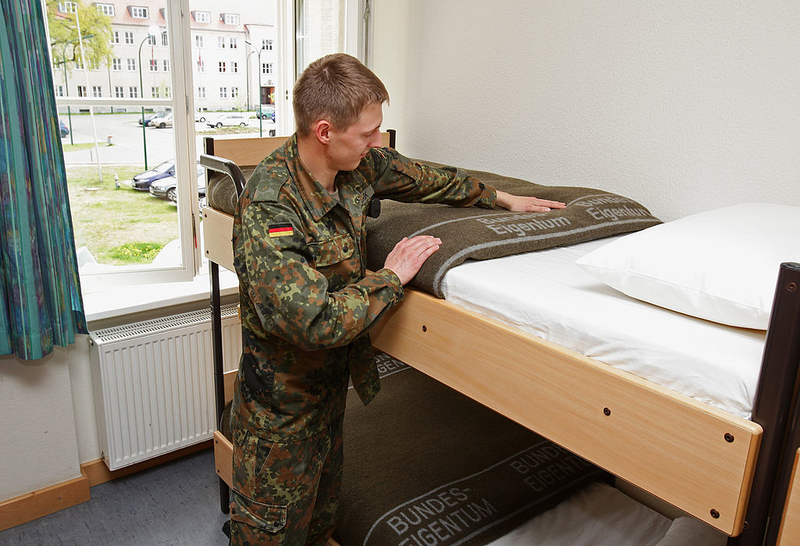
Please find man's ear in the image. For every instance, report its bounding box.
[312,119,332,144]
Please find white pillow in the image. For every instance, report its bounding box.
[575,203,800,330]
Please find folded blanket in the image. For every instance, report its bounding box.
[366,165,661,297]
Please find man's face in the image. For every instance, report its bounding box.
[328,102,384,172]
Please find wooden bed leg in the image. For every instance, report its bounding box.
[730,262,800,546]
[210,261,230,514]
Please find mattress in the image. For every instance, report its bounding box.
[440,237,767,419]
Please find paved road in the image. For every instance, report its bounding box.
[60,112,276,169]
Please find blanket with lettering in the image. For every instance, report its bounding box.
[366,165,661,297]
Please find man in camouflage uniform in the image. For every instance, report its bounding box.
[229,53,565,545]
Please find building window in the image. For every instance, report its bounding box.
[196,60,205,73]
[150,59,158,71]
[77,85,86,97]
[194,11,211,24]
[151,86,160,98]
[96,3,114,16]
[129,86,138,98]
[161,33,168,46]
[56,85,64,97]
[58,2,76,13]
[218,61,226,73]
[222,13,240,25]
[147,35,157,46]
[262,62,273,75]
[112,58,121,71]
[262,39,273,51]
[112,31,120,44]
[92,86,102,97]
[195,35,204,48]
[229,37,238,49]
[219,87,227,99]
[231,61,238,74]
[124,31,134,44]
[231,86,238,98]
[163,59,170,72]
[130,6,149,19]
[164,87,171,98]
[218,37,226,49]
[127,58,136,71]
[197,86,206,99]
[114,86,124,98]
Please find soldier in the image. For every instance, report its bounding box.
[229,53,565,545]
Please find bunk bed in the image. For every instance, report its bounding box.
[200,133,800,546]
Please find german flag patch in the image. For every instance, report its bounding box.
[268,223,294,238]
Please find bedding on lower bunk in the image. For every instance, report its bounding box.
[440,237,767,419]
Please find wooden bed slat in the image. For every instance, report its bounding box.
[203,207,234,270]
[370,289,762,536]
[214,431,233,488]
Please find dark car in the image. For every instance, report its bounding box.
[59,119,69,138]
[130,160,176,190]
[149,163,206,203]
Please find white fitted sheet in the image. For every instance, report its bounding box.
[440,237,767,419]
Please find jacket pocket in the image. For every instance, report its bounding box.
[230,490,288,533]
[309,233,355,267]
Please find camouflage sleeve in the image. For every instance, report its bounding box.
[365,148,497,208]
[238,201,404,350]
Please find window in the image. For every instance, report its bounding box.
[112,31,120,44]
[129,86,138,98]
[196,59,205,73]
[229,37,238,49]
[147,35,157,46]
[127,58,136,71]
[151,86,160,98]
[231,61,238,74]
[150,59,158,71]
[262,39,273,50]
[56,85,64,97]
[92,86,102,97]
[163,59,170,72]
[58,2,76,13]
[219,87,227,99]
[231,86,238,98]
[161,33,169,46]
[222,13,240,25]
[124,31,134,44]
[164,87,171,98]
[76,85,86,97]
[112,58,121,71]
[218,37,226,49]
[114,86,124,98]
[194,11,210,23]
[218,61,226,73]
[195,35,203,48]
[130,6,149,19]
[197,86,206,99]
[96,3,115,16]
[262,62,273,74]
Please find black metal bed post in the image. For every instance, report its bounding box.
[730,262,800,546]
[209,259,230,514]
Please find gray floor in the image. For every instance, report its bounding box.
[0,449,229,546]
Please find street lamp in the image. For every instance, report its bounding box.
[245,40,266,137]
[138,25,161,170]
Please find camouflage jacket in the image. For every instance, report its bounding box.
[232,134,497,440]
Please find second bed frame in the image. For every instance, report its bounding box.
[200,133,800,545]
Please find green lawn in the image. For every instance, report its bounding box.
[67,165,179,265]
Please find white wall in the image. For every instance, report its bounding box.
[372,0,800,222]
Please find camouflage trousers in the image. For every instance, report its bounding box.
[229,416,344,546]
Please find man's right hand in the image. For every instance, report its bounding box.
[384,236,442,285]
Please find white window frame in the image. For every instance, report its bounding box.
[127,58,136,71]
[114,85,124,98]
[194,10,210,23]
[124,31,134,44]
[223,13,240,25]
[96,3,115,16]
[131,6,149,19]
[112,58,121,71]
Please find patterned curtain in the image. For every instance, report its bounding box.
[0,0,87,360]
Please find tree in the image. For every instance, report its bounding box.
[47,0,113,74]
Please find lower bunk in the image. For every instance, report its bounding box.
[214,352,726,545]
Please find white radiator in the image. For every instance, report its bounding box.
[89,303,241,470]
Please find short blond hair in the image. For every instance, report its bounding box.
[293,53,389,137]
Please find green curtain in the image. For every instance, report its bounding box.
[0,0,87,360]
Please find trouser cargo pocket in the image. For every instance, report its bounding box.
[230,490,287,533]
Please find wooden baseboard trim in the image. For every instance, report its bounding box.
[81,440,213,487]
[0,475,90,532]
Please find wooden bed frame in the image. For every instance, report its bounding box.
[200,133,800,546]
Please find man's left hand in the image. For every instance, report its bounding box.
[495,190,567,213]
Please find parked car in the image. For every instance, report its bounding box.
[138,110,170,126]
[59,119,69,138]
[148,112,173,128]
[149,163,206,203]
[207,113,249,128]
[195,111,207,123]
[256,105,276,122]
[130,160,176,190]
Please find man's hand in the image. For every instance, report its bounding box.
[496,190,567,213]
[384,236,442,285]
